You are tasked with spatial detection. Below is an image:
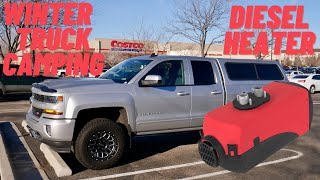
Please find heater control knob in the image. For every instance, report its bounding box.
[233,87,271,110]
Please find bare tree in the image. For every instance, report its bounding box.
[304,56,318,67]
[282,57,293,67]
[247,29,287,60]
[316,54,320,66]
[103,51,124,67]
[293,56,303,67]
[246,29,273,60]
[0,0,78,62]
[167,0,230,57]
[103,52,139,68]
[130,19,172,55]
[0,0,21,60]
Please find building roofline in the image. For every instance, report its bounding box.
[281,49,320,54]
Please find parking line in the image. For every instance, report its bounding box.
[80,149,303,180]
[80,161,204,180]
[0,101,29,105]
[178,149,303,180]
[0,109,29,113]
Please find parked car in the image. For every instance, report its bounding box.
[0,64,57,96]
[57,68,79,77]
[286,70,303,78]
[289,74,320,94]
[301,67,317,74]
[282,66,290,71]
[290,66,297,70]
[26,56,288,169]
[57,69,66,77]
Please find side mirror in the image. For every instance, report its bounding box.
[141,75,162,86]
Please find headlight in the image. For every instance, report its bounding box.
[32,93,63,103]
[44,96,64,103]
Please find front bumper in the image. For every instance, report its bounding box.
[26,110,76,153]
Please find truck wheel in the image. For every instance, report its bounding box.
[310,85,316,94]
[61,73,66,77]
[74,118,127,170]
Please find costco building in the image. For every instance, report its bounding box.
[89,38,282,60]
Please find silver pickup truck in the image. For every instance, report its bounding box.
[26,55,288,169]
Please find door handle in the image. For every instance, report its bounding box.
[177,92,190,96]
[211,91,222,95]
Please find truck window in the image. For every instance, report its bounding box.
[145,60,185,86]
[100,59,152,83]
[255,64,284,80]
[225,63,258,80]
[191,61,215,85]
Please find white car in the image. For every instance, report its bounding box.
[57,69,66,77]
[285,70,303,79]
[57,68,82,78]
[289,74,320,94]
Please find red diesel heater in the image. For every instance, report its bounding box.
[198,81,313,172]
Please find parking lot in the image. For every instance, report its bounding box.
[0,93,320,180]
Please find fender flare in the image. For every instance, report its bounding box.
[67,93,137,129]
[117,108,132,136]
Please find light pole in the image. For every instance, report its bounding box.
[270,29,274,61]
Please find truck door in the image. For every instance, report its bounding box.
[190,60,224,128]
[134,60,192,133]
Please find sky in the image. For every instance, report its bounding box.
[88,0,320,47]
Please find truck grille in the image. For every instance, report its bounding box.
[33,93,45,102]
[32,107,43,118]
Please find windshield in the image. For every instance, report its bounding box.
[99,59,152,83]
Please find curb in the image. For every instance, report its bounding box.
[40,143,72,177]
[21,120,30,133]
[11,122,49,180]
[0,127,15,180]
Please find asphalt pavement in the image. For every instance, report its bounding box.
[0,94,319,180]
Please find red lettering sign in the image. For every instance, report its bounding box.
[111,40,144,49]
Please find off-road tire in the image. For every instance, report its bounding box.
[310,85,316,94]
[75,118,127,170]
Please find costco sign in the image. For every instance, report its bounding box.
[110,40,144,52]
